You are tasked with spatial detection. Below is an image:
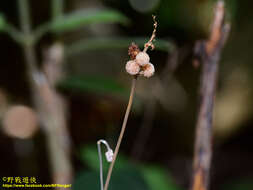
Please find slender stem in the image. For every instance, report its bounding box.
[4,24,25,45]
[17,0,39,91]
[52,0,64,20]
[104,77,137,190]
[18,0,31,34]
[17,0,39,80]
[33,23,51,44]
[97,142,104,190]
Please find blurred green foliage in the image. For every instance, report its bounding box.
[50,9,130,33]
[58,75,128,97]
[75,145,182,190]
[73,168,149,190]
[34,9,129,42]
[139,165,182,190]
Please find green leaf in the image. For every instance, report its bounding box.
[73,168,150,190]
[0,14,24,44]
[34,9,129,40]
[66,37,175,56]
[80,145,129,172]
[51,9,129,33]
[58,75,128,97]
[0,13,6,31]
[139,165,182,190]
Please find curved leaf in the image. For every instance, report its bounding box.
[34,9,129,40]
[66,37,175,56]
[51,9,129,33]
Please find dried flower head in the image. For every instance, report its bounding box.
[128,43,140,60]
[125,60,140,75]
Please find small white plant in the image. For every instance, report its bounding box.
[97,139,114,190]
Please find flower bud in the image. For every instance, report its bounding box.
[143,63,155,78]
[135,52,150,66]
[125,60,140,75]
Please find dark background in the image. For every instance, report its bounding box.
[0,0,252,190]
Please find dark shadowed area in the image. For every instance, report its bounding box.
[0,0,252,190]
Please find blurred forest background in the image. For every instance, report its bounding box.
[0,0,253,190]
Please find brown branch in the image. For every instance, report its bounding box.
[191,1,230,190]
[41,43,73,187]
[23,43,73,189]
[143,15,157,52]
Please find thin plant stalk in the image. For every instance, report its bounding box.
[97,142,105,190]
[52,0,64,19]
[103,77,137,190]
[18,0,31,34]
[17,0,39,100]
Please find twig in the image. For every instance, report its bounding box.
[18,0,31,34]
[191,1,230,190]
[42,43,73,188]
[143,15,157,52]
[104,77,137,190]
[4,23,25,45]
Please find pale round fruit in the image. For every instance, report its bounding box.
[143,63,155,78]
[135,52,150,66]
[125,60,140,75]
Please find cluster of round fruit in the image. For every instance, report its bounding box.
[125,51,155,78]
